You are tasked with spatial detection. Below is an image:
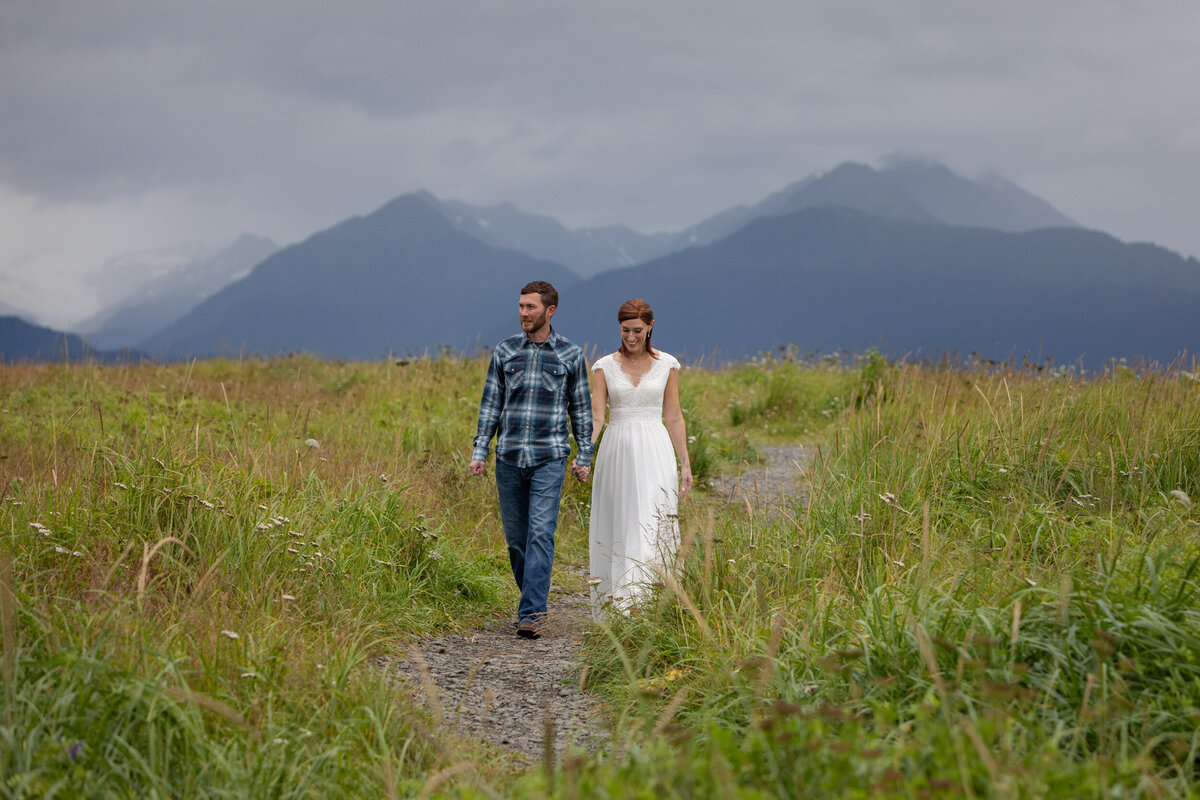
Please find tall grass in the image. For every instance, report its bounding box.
[0,356,523,796]
[552,357,1200,798]
[5,352,1197,796]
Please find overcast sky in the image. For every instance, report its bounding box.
[3,1,1199,329]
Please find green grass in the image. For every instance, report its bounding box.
[3,352,1199,797]
[546,357,1200,798]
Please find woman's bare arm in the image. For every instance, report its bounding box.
[662,367,692,500]
[590,366,608,445]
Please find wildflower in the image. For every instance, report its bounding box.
[428,551,442,562]
[114,482,129,489]
[1170,490,1192,508]
[220,630,240,640]
[893,560,905,567]
[587,577,602,586]
[878,493,911,514]
[304,438,320,449]
[287,547,299,554]
[241,672,258,679]
[67,742,83,760]
[281,594,296,601]
[289,530,303,537]
[727,558,736,565]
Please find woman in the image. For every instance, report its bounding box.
[588,298,692,612]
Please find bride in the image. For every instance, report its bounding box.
[588,298,693,612]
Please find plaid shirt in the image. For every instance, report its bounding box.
[472,329,594,468]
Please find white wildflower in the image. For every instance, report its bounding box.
[241,672,258,679]
[281,594,296,601]
[878,493,911,514]
[893,560,906,567]
[427,551,442,562]
[220,630,240,640]
[304,438,320,449]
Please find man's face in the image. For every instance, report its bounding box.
[519,293,554,335]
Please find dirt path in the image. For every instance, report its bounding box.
[711,444,812,510]
[378,445,810,764]
[378,568,606,765]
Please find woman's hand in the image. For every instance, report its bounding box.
[679,465,693,501]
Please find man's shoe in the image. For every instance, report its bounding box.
[516,620,542,639]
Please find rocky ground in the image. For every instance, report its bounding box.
[378,569,606,767]
[710,444,812,510]
[378,445,809,765]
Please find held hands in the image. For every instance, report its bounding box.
[570,462,590,483]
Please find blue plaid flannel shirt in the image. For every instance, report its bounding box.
[471,329,594,468]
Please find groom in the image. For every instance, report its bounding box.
[469,281,593,639]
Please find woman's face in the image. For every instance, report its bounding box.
[620,319,652,354]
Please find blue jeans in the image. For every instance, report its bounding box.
[495,457,567,623]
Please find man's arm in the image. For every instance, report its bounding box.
[469,350,504,475]
[567,351,593,469]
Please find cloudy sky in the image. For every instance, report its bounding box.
[3,1,1199,329]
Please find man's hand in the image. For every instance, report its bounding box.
[469,460,487,477]
[570,463,590,483]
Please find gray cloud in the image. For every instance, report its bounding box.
[2,0,1199,327]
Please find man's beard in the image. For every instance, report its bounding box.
[523,310,549,333]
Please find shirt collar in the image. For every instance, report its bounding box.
[525,326,559,348]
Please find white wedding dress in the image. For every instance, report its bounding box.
[588,352,682,612]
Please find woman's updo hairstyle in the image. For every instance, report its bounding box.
[617,298,658,359]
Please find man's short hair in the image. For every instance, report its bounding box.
[520,280,558,309]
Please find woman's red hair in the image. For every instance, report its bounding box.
[617,298,658,359]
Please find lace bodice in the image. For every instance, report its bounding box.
[593,352,681,424]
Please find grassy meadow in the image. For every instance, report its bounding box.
[2,350,1198,797]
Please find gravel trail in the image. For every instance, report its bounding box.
[379,445,810,765]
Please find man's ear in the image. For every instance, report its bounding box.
[546,305,557,320]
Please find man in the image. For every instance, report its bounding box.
[470,281,593,639]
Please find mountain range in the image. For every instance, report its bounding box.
[78,234,278,350]
[3,159,1196,367]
